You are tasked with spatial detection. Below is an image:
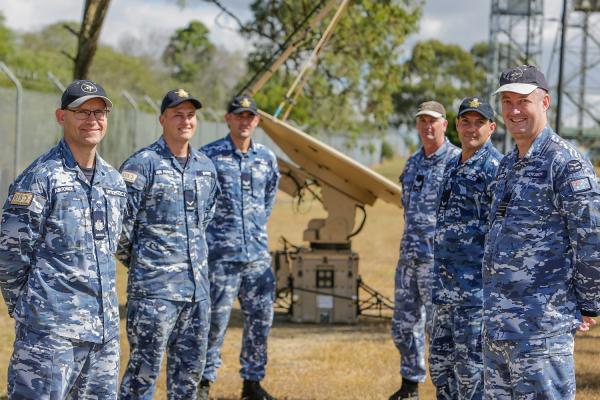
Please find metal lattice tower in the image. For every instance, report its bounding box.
[549,0,600,143]
[488,0,545,151]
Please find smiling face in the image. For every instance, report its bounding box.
[56,98,108,151]
[160,101,198,145]
[456,111,496,160]
[500,88,550,144]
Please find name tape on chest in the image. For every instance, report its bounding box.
[198,170,214,178]
[54,186,75,194]
[10,192,34,206]
[523,170,547,179]
[569,177,592,193]
[105,188,127,198]
[155,169,175,176]
[121,171,138,184]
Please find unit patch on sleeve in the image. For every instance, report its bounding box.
[569,177,592,193]
[121,171,138,184]
[10,192,34,206]
[566,160,583,174]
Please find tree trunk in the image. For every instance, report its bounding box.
[73,0,111,80]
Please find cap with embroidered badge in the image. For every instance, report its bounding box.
[160,88,202,114]
[61,80,112,109]
[457,96,494,120]
[494,65,549,95]
[227,95,258,115]
[415,100,446,119]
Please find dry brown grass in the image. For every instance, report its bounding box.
[0,157,599,399]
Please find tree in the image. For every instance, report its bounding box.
[0,13,14,60]
[393,39,488,145]
[64,0,112,79]
[162,20,215,83]
[238,0,422,136]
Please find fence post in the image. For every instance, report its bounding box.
[47,71,66,92]
[0,62,23,180]
[122,90,139,150]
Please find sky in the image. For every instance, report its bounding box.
[0,0,564,55]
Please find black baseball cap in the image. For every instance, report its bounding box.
[61,80,112,109]
[457,96,494,120]
[227,95,257,115]
[160,89,202,114]
[494,65,549,95]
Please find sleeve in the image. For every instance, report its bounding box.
[0,175,48,317]
[115,160,148,268]
[264,154,280,219]
[556,159,600,317]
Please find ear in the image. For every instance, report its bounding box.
[55,108,66,127]
[454,117,459,131]
[542,92,551,111]
[159,113,166,126]
[489,121,497,134]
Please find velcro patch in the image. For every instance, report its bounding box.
[121,171,138,184]
[569,177,591,193]
[524,170,547,179]
[10,192,34,206]
[566,160,583,174]
[155,169,174,176]
[54,186,75,194]
[105,188,127,198]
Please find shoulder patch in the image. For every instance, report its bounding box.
[10,192,34,206]
[105,188,127,198]
[566,160,582,174]
[569,177,592,193]
[121,171,138,184]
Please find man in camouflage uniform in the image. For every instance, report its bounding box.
[198,95,280,400]
[117,89,218,400]
[429,97,502,400]
[390,101,461,400]
[0,80,126,399]
[483,65,600,398]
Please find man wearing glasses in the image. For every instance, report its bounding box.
[0,80,127,399]
[198,95,280,400]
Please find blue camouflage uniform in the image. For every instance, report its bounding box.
[430,140,502,399]
[483,126,600,399]
[392,138,460,383]
[0,139,126,399]
[200,135,280,383]
[116,136,218,400]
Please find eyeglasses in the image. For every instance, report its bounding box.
[67,108,110,120]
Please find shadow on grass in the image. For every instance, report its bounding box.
[577,371,600,391]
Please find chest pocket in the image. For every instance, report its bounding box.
[216,160,238,193]
[146,173,181,225]
[47,190,87,250]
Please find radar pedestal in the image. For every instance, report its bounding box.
[262,113,399,323]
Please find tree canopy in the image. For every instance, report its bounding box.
[239,0,423,136]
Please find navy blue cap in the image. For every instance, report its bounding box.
[457,97,494,120]
[495,65,549,95]
[227,95,257,115]
[160,89,202,114]
[61,80,112,109]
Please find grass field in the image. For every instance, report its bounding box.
[0,157,599,399]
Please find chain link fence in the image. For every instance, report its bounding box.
[0,71,408,202]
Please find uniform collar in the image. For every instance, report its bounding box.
[421,138,452,162]
[508,125,552,164]
[59,138,109,185]
[461,140,494,167]
[156,136,199,166]
[225,134,257,157]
